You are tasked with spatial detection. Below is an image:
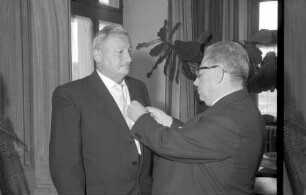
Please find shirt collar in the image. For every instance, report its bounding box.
[96,70,126,90]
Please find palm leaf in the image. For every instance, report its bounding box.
[149,42,166,57]
[257,52,277,91]
[172,40,201,61]
[136,39,162,50]
[196,31,212,45]
[163,50,173,76]
[175,61,180,84]
[168,22,181,39]
[169,53,177,82]
[157,20,168,41]
[244,42,263,66]
[248,29,277,45]
[147,47,172,78]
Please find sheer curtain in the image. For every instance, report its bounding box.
[166,0,242,119]
[71,15,94,81]
[191,0,240,113]
[193,0,239,42]
[166,0,195,122]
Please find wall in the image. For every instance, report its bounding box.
[123,0,168,110]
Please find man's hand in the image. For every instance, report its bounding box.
[146,107,173,127]
[127,101,148,122]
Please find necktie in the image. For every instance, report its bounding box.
[117,83,127,116]
[115,83,141,154]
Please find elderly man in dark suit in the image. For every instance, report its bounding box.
[128,41,266,195]
[49,25,152,195]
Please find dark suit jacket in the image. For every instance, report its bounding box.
[131,89,266,195]
[49,71,152,195]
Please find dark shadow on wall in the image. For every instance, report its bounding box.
[0,74,10,114]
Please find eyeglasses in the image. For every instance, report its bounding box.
[195,65,226,78]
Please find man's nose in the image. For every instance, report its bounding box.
[193,78,199,87]
[125,52,132,63]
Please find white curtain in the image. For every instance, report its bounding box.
[71,15,94,81]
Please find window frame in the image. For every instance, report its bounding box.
[71,0,123,34]
[97,0,122,12]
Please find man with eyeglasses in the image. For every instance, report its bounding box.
[126,41,266,195]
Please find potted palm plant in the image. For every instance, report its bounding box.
[137,20,277,94]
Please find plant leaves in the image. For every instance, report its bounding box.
[149,42,166,57]
[172,40,201,61]
[163,51,173,76]
[175,61,180,84]
[247,73,260,93]
[257,52,277,91]
[169,22,181,39]
[191,52,203,64]
[136,39,162,50]
[244,42,263,66]
[157,20,168,41]
[196,31,212,45]
[147,56,164,78]
[181,61,197,81]
[147,47,172,78]
[248,29,277,45]
[169,54,177,82]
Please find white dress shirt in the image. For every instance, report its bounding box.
[97,70,141,154]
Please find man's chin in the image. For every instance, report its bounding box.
[200,97,210,106]
[120,67,131,76]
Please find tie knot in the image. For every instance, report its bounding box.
[114,83,124,93]
[120,83,125,90]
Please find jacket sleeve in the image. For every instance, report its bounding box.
[131,113,241,164]
[49,86,86,195]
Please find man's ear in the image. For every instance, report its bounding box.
[215,67,224,84]
[93,49,102,63]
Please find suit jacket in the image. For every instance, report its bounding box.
[49,71,152,195]
[131,89,266,195]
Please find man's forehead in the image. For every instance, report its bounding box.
[200,58,212,67]
[106,34,130,42]
[105,34,131,48]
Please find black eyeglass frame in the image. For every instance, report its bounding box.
[195,65,227,78]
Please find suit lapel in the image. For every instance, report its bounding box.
[125,77,142,103]
[89,72,145,156]
[87,71,129,130]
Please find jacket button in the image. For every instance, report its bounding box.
[128,140,133,144]
[132,161,137,166]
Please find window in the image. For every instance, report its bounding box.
[71,16,94,80]
[99,20,121,31]
[71,0,123,80]
[98,0,120,9]
[257,1,278,119]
